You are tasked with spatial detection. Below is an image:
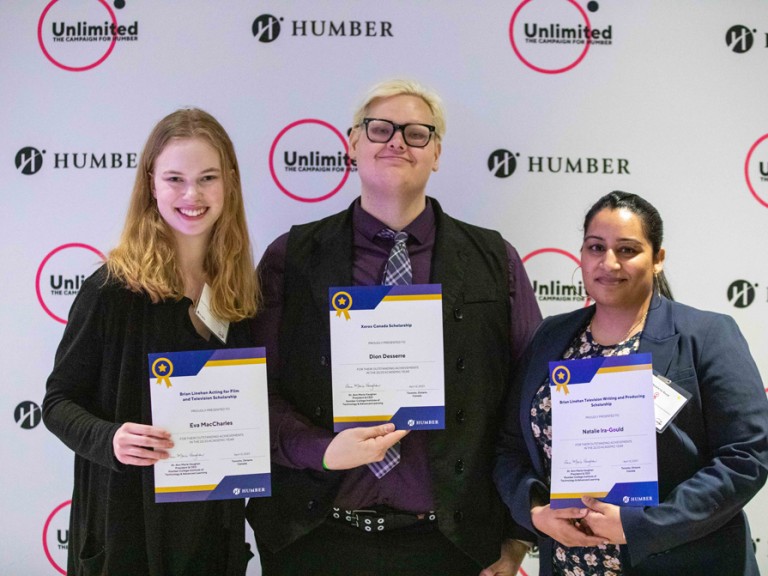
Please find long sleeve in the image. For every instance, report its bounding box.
[622,311,768,565]
[505,241,543,364]
[43,272,122,471]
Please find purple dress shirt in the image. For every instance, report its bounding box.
[254,199,542,512]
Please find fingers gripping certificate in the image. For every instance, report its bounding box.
[549,353,658,509]
[149,347,271,503]
[329,285,445,432]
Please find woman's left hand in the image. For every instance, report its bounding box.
[580,496,627,544]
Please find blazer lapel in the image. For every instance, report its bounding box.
[639,297,679,377]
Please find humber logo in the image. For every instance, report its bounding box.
[15,147,45,175]
[252,13,393,41]
[726,25,754,53]
[727,280,756,308]
[623,495,652,503]
[253,14,281,43]
[15,401,43,430]
[488,149,518,178]
[234,487,267,495]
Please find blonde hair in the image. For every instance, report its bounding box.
[351,79,446,142]
[107,108,260,322]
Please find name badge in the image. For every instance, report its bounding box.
[195,283,229,344]
[652,373,690,433]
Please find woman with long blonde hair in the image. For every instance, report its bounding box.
[44,108,259,576]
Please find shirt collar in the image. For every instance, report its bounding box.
[352,197,435,245]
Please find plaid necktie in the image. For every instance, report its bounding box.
[380,229,412,286]
[367,228,411,478]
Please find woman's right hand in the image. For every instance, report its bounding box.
[113,422,174,466]
[531,504,609,548]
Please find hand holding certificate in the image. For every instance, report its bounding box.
[149,347,271,503]
[549,353,658,509]
[329,284,445,432]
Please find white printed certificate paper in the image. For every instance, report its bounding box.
[549,353,658,509]
[329,284,445,432]
[149,347,270,503]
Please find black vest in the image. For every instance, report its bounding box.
[248,199,513,565]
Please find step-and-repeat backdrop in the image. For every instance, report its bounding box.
[2,1,767,574]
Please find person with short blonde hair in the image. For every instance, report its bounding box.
[351,78,447,143]
[247,80,542,575]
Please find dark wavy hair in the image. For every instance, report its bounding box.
[583,191,673,301]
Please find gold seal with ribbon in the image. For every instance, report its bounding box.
[332,291,353,321]
[551,365,570,395]
[152,357,174,388]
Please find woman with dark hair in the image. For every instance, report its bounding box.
[43,108,260,576]
[494,191,768,575]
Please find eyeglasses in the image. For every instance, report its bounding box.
[360,118,436,148]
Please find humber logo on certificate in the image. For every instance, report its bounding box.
[328,284,445,432]
[548,353,659,509]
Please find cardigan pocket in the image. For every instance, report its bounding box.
[78,532,105,576]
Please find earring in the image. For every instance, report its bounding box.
[652,273,662,307]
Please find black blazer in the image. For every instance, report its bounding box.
[495,297,768,575]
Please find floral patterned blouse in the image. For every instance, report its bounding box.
[531,325,641,576]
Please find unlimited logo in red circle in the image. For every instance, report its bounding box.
[509,0,591,74]
[36,243,106,324]
[38,0,118,72]
[269,119,352,203]
[43,500,71,575]
[745,133,768,209]
[523,247,591,312]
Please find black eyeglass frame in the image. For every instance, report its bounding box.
[360,117,436,148]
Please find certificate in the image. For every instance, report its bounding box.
[149,347,271,503]
[549,353,658,509]
[329,284,445,432]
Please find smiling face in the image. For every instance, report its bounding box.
[349,94,441,201]
[581,208,665,311]
[152,137,224,244]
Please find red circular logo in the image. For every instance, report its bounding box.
[523,247,592,310]
[745,133,768,209]
[268,119,352,203]
[509,0,591,74]
[524,246,581,266]
[43,500,71,575]
[36,243,106,324]
[38,0,118,72]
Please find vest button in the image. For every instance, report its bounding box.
[314,406,324,418]
[455,409,466,423]
[307,499,317,511]
[453,308,463,320]
[320,355,329,366]
[455,459,465,474]
[453,510,463,523]
[456,357,465,371]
